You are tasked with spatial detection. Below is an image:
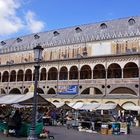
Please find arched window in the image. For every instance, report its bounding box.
[2,71,9,82]
[80,65,91,79]
[37,88,44,94]
[17,70,24,81]
[16,37,22,43]
[123,62,138,78]
[100,23,107,29]
[40,68,46,81]
[110,87,137,95]
[53,31,60,36]
[9,88,21,94]
[25,69,32,81]
[24,88,29,94]
[128,18,135,26]
[107,63,122,78]
[1,41,6,45]
[69,66,78,80]
[1,88,6,94]
[59,67,68,80]
[75,27,82,33]
[47,88,56,94]
[34,34,40,39]
[93,64,106,79]
[10,70,16,82]
[48,67,58,80]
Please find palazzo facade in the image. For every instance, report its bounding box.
[0,16,140,108]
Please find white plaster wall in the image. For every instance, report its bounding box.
[92,42,111,56]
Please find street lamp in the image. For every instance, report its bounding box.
[27,45,44,140]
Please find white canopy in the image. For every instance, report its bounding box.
[122,102,138,111]
[53,102,65,108]
[0,92,54,107]
[123,106,140,111]
[68,102,76,107]
[53,102,73,110]
[79,103,100,110]
[96,103,123,110]
[72,102,84,109]
[0,94,24,104]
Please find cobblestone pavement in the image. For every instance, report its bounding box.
[0,126,140,140]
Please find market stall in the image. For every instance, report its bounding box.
[0,92,55,137]
[96,103,123,115]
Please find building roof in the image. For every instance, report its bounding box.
[1,16,140,53]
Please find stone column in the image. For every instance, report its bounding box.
[91,69,93,79]
[105,69,107,96]
[68,71,69,80]
[15,71,17,82]
[122,68,123,79]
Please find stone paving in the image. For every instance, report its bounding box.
[0,126,140,140]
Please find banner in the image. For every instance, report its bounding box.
[57,85,78,94]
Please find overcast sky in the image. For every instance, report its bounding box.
[0,0,140,41]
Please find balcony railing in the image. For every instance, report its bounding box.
[1,78,139,87]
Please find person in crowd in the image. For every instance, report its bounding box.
[6,110,16,137]
[36,108,43,123]
[126,114,132,134]
[66,115,72,129]
[51,110,57,126]
[12,109,22,137]
[60,109,66,125]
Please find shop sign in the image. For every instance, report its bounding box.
[57,85,78,94]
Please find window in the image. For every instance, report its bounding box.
[128,18,135,26]
[1,41,6,45]
[100,23,107,29]
[17,38,22,43]
[53,31,60,36]
[34,34,40,39]
[75,27,82,33]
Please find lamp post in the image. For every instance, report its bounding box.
[27,45,44,140]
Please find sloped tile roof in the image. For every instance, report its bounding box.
[1,16,140,53]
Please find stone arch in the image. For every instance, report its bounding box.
[48,67,58,80]
[59,66,68,80]
[123,62,138,78]
[40,68,46,81]
[109,87,137,95]
[90,101,99,103]
[24,88,29,94]
[105,101,116,104]
[2,71,9,82]
[1,88,6,94]
[53,100,59,103]
[9,88,21,94]
[80,65,91,79]
[37,88,44,94]
[81,87,103,95]
[76,100,83,103]
[17,69,24,81]
[107,63,122,78]
[47,88,56,94]
[69,66,78,80]
[10,70,16,82]
[25,69,32,81]
[65,101,70,104]
[93,64,106,79]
